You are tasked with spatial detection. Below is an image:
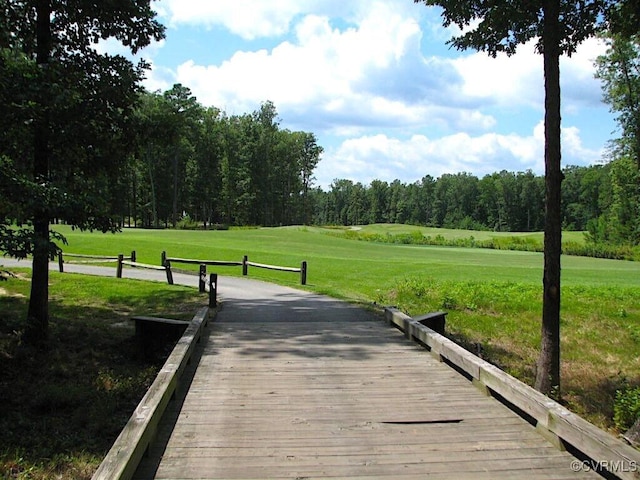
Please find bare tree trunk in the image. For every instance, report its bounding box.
[172,151,178,228]
[535,0,562,399]
[146,145,158,228]
[24,0,53,347]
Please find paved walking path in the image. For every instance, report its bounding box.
[2,258,598,479]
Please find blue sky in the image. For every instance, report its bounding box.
[118,0,617,188]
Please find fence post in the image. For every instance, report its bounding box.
[209,273,218,308]
[242,255,248,276]
[58,252,64,273]
[117,254,124,278]
[301,261,307,285]
[165,260,174,285]
[161,251,166,267]
[199,264,206,293]
[131,250,136,263]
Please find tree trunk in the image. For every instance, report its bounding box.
[146,145,158,227]
[535,0,562,399]
[25,217,50,346]
[172,150,178,228]
[24,0,52,347]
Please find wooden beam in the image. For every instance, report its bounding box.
[92,307,209,480]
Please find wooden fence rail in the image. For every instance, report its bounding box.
[58,251,136,274]
[58,251,171,280]
[162,251,307,285]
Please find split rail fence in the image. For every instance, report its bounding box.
[161,251,307,285]
[57,250,308,308]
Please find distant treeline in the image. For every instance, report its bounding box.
[309,159,639,247]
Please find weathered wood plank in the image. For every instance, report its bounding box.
[144,313,603,480]
[154,456,595,480]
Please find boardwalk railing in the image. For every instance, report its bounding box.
[92,307,210,480]
[385,307,640,480]
[162,251,308,285]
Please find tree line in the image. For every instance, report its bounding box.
[117,87,322,229]
[121,87,638,248]
[122,80,638,247]
[309,160,638,246]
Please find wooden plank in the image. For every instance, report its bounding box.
[154,456,595,479]
[146,314,602,480]
[246,260,301,272]
[131,316,190,326]
[121,261,167,271]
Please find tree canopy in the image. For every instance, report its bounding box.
[597,34,640,167]
[0,0,165,345]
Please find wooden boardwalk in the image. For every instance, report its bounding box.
[133,290,600,480]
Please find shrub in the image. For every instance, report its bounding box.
[614,386,640,431]
[176,216,199,230]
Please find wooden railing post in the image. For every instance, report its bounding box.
[199,264,206,293]
[242,255,248,276]
[161,251,166,267]
[131,250,136,263]
[117,254,124,278]
[58,252,64,273]
[165,260,174,285]
[301,261,307,285]
[209,273,218,308]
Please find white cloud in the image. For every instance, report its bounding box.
[452,41,544,109]
[314,122,603,188]
[150,3,606,137]
[168,5,439,127]
[155,0,304,39]
[450,37,608,113]
[139,0,610,189]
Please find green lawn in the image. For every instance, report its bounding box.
[8,224,640,431]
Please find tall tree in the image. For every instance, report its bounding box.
[0,1,164,346]
[299,132,323,225]
[415,0,613,398]
[596,34,640,167]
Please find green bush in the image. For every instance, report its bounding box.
[614,386,640,431]
[176,216,199,230]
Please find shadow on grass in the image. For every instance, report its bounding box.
[563,375,640,432]
[0,286,205,480]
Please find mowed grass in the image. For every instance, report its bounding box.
[346,222,587,244]
[9,224,640,433]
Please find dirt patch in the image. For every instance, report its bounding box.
[0,287,25,298]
